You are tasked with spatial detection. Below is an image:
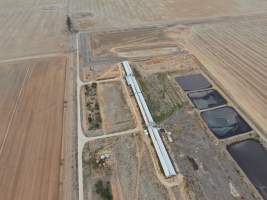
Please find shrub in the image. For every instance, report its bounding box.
[88,115,92,123]
[92,82,97,89]
[95,102,100,110]
[66,16,72,32]
[94,180,113,200]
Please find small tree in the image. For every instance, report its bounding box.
[95,102,100,110]
[88,115,93,123]
[95,180,104,194]
[92,82,97,89]
[66,16,72,32]
[94,180,113,200]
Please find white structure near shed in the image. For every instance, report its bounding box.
[167,131,174,143]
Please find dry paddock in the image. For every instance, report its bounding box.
[186,15,267,136]
[70,0,267,31]
[0,56,66,200]
[82,133,181,200]
[0,1,68,61]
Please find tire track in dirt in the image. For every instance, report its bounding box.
[0,66,31,156]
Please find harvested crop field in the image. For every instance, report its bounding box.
[70,0,267,31]
[0,2,68,60]
[0,0,64,8]
[186,16,267,135]
[82,133,178,200]
[0,56,66,200]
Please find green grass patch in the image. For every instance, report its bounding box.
[132,66,183,123]
[153,104,181,123]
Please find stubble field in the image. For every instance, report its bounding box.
[187,15,267,135]
[0,56,66,200]
[70,0,267,31]
[0,1,68,60]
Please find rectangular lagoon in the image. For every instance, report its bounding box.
[201,106,252,139]
[228,139,267,199]
[175,74,211,91]
[188,89,227,110]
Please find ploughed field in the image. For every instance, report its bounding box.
[187,16,267,135]
[0,57,66,200]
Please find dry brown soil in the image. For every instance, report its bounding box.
[98,81,136,134]
[82,64,121,82]
[82,133,175,200]
[0,56,66,200]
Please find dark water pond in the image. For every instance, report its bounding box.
[188,89,227,110]
[175,74,211,91]
[228,139,267,199]
[200,106,252,139]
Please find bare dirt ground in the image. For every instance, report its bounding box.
[81,80,136,137]
[89,28,183,61]
[130,53,198,76]
[0,56,66,200]
[78,26,193,71]
[82,133,178,200]
[98,81,136,134]
[82,63,121,82]
[163,106,261,200]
